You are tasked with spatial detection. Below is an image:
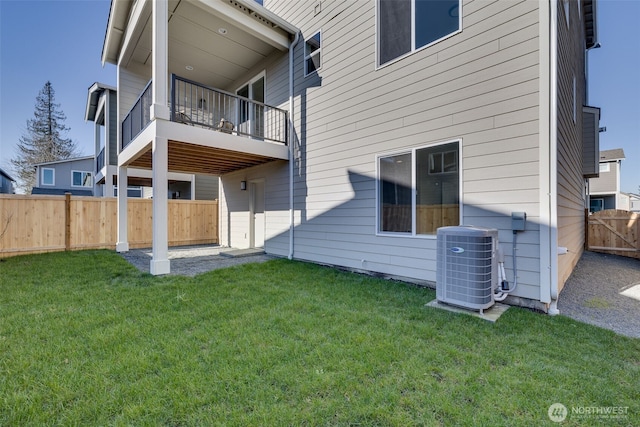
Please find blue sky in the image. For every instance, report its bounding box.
[0,0,639,193]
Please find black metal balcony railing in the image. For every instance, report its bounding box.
[96,147,105,172]
[121,76,288,150]
[171,75,288,145]
[121,80,153,149]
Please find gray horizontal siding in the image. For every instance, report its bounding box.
[555,0,587,292]
[258,0,542,301]
[590,165,618,193]
[194,175,219,200]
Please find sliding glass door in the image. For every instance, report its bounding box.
[236,73,265,138]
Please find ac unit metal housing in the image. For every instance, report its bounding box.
[436,225,498,312]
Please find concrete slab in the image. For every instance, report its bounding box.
[425,299,510,323]
[620,283,640,302]
[219,248,266,258]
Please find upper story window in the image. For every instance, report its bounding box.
[377,0,461,67]
[72,171,93,188]
[377,140,461,236]
[42,168,55,186]
[599,163,610,173]
[305,31,322,76]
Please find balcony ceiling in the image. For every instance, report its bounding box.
[129,141,282,176]
[103,0,297,91]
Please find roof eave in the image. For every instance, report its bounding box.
[101,0,129,66]
[233,0,299,36]
[85,82,117,122]
[584,0,598,49]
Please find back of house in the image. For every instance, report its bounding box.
[106,0,599,312]
[218,0,596,312]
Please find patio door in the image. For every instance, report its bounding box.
[249,180,265,248]
[236,73,265,138]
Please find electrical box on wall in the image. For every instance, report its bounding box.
[511,212,527,231]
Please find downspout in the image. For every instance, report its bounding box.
[288,31,300,260]
[548,0,560,315]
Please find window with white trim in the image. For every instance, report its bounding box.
[304,31,321,76]
[377,0,461,67]
[599,163,610,173]
[378,140,460,235]
[42,168,55,186]
[72,171,93,188]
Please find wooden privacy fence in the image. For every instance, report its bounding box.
[587,209,640,259]
[381,204,460,234]
[0,194,218,258]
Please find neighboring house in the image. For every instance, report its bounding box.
[85,82,219,199]
[589,148,625,212]
[32,156,95,196]
[0,167,16,194]
[627,193,640,213]
[102,0,600,314]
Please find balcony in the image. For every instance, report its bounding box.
[122,75,288,150]
[119,75,290,176]
[170,75,288,145]
[96,147,105,172]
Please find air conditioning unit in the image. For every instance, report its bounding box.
[436,226,499,313]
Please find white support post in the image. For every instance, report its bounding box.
[148,0,170,275]
[151,0,170,121]
[94,122,101,196]
[150,135,170,275]
[115,165,129,252]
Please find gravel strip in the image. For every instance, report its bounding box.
[558,251,640,339]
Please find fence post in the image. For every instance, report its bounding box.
[65,193,71,251]
[584,208,589,251]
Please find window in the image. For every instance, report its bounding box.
[599,163,610,173]
[590,198,604,213]
[113,186,142,198]
[72,171,93,188]
[378,140,460,235]
[42,168,55,186]
[305,31,321,76]
[378,0,461,66]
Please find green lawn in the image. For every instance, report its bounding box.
[1,251,638,426]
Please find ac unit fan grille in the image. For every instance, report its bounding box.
[436,226,498,311]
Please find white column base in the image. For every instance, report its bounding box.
[150,259,171,275]
[115,242,129,253]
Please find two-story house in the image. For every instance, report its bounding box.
[32,156,96,196]
[0,167,16,194]
[588,148,625,212]
[103,0,600,314]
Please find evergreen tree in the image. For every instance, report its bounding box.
[11,81,77,193]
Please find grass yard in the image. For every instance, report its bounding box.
[1,250,638,426]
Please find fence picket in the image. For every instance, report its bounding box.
[0,195,218,258]
[587,209,640,259]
